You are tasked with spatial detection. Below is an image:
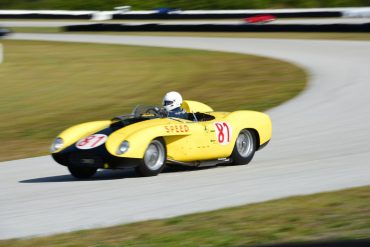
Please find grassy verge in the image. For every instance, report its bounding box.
[0,0,369,10]
[7,26,62,33]
[0,40,305,161]
[1,185,369,246]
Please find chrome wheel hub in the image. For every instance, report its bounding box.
[236,130,254,157]
[144,141,165,170]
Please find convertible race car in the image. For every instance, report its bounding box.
[51,101,272,178]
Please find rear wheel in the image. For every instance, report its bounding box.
[68,166,97,179]
[136,139,166,177]
[231,129,256,165]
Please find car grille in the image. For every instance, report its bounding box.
[69,153,104,167]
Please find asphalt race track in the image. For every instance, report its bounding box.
[1,33,370,239]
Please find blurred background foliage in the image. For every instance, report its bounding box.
[0,0,369,10]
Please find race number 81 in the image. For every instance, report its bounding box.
[214,122,232,145]
[76,134,108,150]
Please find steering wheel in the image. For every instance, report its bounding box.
[145,107,167,118]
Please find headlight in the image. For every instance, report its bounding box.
[50,137,64,152]
[116,141,129,155]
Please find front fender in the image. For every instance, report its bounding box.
[52,120,111,153]
[106,119,192,158]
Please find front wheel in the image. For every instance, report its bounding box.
[68,166,97,179]
[231,129,256,165]
[136,139,166,177]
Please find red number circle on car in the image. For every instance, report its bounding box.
[214,122,232,145]
[76,134,108,150]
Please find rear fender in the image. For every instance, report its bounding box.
[225,111,272,146]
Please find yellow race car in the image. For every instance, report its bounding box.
[51,101,272,178]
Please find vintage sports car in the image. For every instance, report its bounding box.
[51,101,272,178]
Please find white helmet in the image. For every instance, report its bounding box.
[162,91,182,111]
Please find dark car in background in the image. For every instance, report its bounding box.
[0,26,10,37]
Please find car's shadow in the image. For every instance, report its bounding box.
[19,165,211,183]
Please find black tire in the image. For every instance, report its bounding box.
[68,166,97,179]
[136,139,166,177]
[231,129,256,165]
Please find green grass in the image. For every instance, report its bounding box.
[0,0,368,10]
[7,26,62,33]
[0,40,305,161]
[1,185,369,246]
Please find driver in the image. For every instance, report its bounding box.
[162,91,188,119]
